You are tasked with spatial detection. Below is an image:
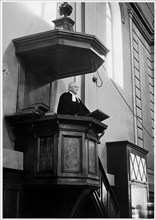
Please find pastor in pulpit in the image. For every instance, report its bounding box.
[57,81,90,116]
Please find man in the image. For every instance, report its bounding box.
[57,81,90,116]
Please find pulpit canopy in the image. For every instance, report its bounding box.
[13,29,109,83]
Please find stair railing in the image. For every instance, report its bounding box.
[93,158,120,218]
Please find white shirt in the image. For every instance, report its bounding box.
[69,91,80,103]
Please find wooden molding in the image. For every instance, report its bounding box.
[12,29,109,83]
[128,3,154,46]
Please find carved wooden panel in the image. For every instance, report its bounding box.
[61,136,82,173]
[38,137,54,172]
[88,140,96,174]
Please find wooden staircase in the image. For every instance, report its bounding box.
[91,159,120,218]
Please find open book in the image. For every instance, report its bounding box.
[85,109,109,121]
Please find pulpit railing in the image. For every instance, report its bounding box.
[93,159,120,218]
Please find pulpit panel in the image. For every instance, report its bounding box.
[37,137,54,172]
[61,135,82,173]
[88,140,97,174]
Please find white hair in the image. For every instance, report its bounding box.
[68,81,79,91]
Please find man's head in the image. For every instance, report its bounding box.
[68,81,79,95]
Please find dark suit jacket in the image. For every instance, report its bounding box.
[57,92,90,116]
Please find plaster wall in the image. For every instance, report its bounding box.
[84,2,134,138]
